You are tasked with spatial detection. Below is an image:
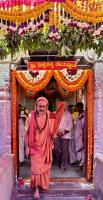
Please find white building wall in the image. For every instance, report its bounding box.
[0,64,11,156]
[94,63,103,156]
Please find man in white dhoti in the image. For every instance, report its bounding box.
[68,105,77,165]
[19,111,26,164]
[54,108,73,171]
[75,102,84,167]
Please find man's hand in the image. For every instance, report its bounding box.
[25,147,29,158]
[57,131,63,137]
[64,130,69,134]
[53,134,58,139]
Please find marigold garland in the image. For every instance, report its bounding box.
[16,70,54,92]
[17,71,48,86]
[0,2,53,24]
[11,70,18,171]
[86,70,94,180]
[61,1,103,23]
[58,70,85,85]
[56,82,74,97]
[54,70,89,91]
[16,70,89,92]
[0,0,103,24]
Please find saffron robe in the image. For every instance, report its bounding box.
[27,101,65,189]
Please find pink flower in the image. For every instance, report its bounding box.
[56,35,60,40]
[49,32,54,38]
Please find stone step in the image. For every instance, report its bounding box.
[15,181,97,200]
[15,189,96,199]
[17,181,94,190]
[16,196,92,200]
[16,188,95,195]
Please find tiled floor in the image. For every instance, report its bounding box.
[50,164,83,178]
[19,159,83,179]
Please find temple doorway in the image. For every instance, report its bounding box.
[11,68,93,181]
[18,84,84,180]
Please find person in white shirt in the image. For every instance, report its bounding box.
[75,102,84,167]
[68,105,77,165]
[54,109,73,171]
[19,111,26,164]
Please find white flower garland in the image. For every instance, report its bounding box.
[21,70,46,82]
[18,69,83,83]
[61,68,83,82]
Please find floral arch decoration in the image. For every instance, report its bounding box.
[15,69,89,93]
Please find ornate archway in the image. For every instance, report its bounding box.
[11,68,93,181]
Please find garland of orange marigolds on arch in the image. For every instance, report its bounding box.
[56,82,74,97]
[16,70,54,92]
[54,70,89,91]
[15,69,89,92]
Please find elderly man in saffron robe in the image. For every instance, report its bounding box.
[25,97,65,198]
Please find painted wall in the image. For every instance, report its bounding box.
[94,63,103,156]
[0,64,11,156]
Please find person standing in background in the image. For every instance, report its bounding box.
[68,105,77,165]
[75,102,84,167]
[54,107,73,172]
[19,110,26,164]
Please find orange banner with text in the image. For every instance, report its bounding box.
[27,61,77,70]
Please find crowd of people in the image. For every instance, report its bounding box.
[18,98,84,199]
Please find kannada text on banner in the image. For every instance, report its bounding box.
[27,61,77,70]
